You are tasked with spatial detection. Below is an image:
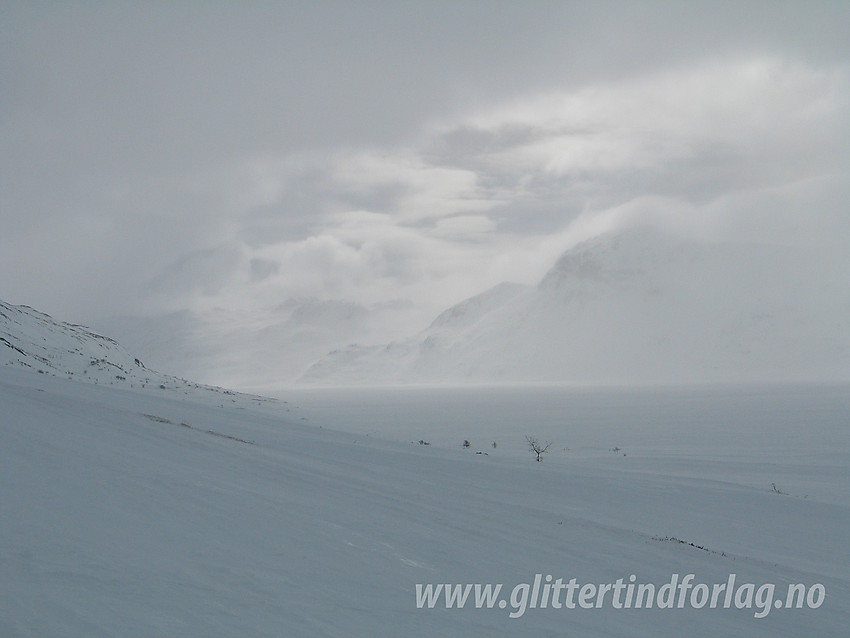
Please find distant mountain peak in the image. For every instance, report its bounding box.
[303,226,849,386]
[429,282,529,330]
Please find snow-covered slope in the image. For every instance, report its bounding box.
[1,299,848,635]
[3,357,849,636]
[1,300,148,378]
[0,299,276,410]
[303,226,850,385]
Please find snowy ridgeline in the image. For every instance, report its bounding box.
[1,298,849,636]
[302,226,850,386]
[83,225,850,390]
[0,299,279,411]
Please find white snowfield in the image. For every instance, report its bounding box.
[2,300,849,636]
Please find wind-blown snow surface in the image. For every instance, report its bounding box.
[303,226,850,386]
[2,302,849,636]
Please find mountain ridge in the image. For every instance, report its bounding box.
[0,299,278,409]
[302,225,849,386]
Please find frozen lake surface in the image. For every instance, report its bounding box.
[284,383,850,505]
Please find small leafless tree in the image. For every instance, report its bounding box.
[525,435,552,462]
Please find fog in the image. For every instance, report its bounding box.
[3,2,848,387]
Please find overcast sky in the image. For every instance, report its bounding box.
[2,1,849,327]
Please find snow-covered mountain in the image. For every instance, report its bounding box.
[303,226,849,385]
[92,296,419,391]
[0,299,277,409]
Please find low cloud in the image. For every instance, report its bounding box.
[191,56,848,327]
[3,3,848,338]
